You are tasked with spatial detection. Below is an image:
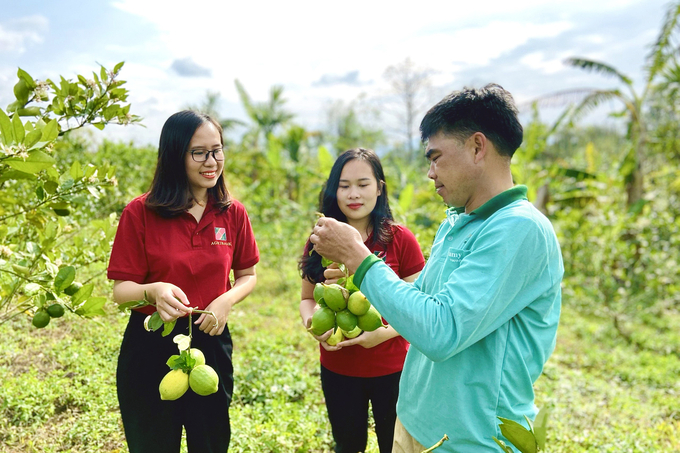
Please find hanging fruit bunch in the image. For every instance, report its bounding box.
[119,295,220,400]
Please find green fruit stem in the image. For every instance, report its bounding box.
[420,434,449,453]
[187,309,218,340]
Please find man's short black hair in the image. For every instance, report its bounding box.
[420,83,523,157]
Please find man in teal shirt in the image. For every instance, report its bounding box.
[310,84,563,452]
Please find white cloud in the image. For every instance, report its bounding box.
[520,51,571,74]
[0,15,49,53]
[93,0,667,144]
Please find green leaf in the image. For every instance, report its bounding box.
[17,68,36,90]
[54,266,76,293]
[75,297,107,317]
[12,113,25,143]
[321,256,333,267]
[24,282,42,296]
[117,300,150,311]
[17,107,42,117]
[113,61,124,74]
[398,183,414,212]
[148,312,164,331]
[317,146,333,175]
[87,185,100,199]
[13,79,29,104]
[5,150,56,175]
[0,108,14,144]
[5,100,21,113]
[41,119,59,141]
[23,129,42,148]
[91,122,105,130]
[345,274,360,292]
[166,354,182,369]
[498,417,538,453]
[70,283,94,306]
[83,164,96,179]
[44,180,59,194]
[161,319,177,337]
[70,160,83,180]
[533,408,550,450]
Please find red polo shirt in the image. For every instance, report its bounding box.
[107,194,259,315]
[318,224,425,378]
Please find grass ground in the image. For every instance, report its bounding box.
[0,254,678,452]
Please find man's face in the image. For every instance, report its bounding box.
[425,132,478,208]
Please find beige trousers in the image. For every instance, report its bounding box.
[392,416,426,453]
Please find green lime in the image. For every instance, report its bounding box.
[32,309,50,328]
[342,326,363,339]
[310,307,336,336]
[313,283,325,303]
[190,348,206,367]
[189,364,219,396]
[323,283,348,312]
[357,305,388,332]
[64,282,82,296]
[159,369,189,400]
[348,291,370,316]
[336,309,358,332]
[326,328,344,346]
[46,303,65,318]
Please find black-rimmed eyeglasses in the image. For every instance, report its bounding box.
[189,148,224,162]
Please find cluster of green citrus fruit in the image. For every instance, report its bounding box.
[31,301,67,328]
[310,282,387,345]
[31,281,81,328]
[159,348,220,400]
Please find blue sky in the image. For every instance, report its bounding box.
[0,0,673,146]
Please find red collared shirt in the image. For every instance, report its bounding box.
[107,194,259,315]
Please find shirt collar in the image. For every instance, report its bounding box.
[446,185,528,225]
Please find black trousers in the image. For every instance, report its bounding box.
[117,311,234,453]
[320,365,401,453]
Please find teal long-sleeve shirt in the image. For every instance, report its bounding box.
[355,186,564,452]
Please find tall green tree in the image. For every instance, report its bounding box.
[183,91,246,145]
[0,63,140,325]
[234,79,294,149]
[557,1,680,206]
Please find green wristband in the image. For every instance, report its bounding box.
[353,254,383,288]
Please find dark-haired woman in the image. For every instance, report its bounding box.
[107,110,259,453]
[299,148,425,453]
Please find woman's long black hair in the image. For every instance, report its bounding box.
[145,110,231,217]
[299,148,394,284]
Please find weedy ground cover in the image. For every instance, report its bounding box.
[0,253,678,452]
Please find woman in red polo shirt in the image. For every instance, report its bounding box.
[107,110,259,453]
[298,148,425,453]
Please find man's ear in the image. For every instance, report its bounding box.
[472,132,487,163]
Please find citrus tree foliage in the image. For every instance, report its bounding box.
[0,62,141,325]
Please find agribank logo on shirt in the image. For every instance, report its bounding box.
[211,227,232,246]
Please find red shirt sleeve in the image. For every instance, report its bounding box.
[229,201,260,270]
[107,196,149,283]
[393,224,425,278]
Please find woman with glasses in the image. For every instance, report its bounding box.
[298,148,425,453]
[107,110,259,452]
